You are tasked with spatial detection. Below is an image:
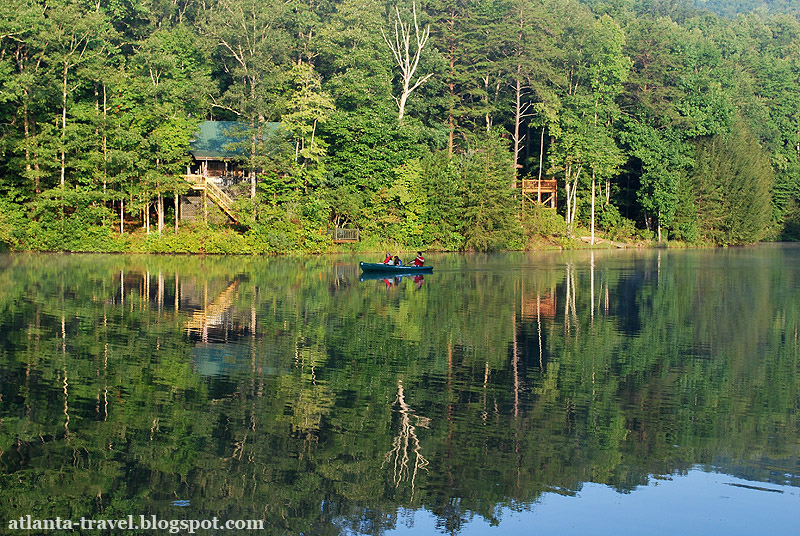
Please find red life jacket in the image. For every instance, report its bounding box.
[412,255,424,266]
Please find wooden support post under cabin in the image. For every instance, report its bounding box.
[516,178,558,217]
[203,162,208,223]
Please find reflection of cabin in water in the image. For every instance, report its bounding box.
[521,290,557,320]
[185,280,241,340]
[181,278,255,343]
[115,269,254,343]
[181,121,281,224]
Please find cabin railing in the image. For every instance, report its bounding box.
[515,179,558,192]
[185,174,238,223]
[514,178,558,208]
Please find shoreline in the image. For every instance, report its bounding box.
[1,223,773,256]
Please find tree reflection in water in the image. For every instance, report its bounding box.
[385,380,430,499]
[0,249,797,534]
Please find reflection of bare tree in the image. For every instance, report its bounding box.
[61,316,70,439]
[384,380,429,497]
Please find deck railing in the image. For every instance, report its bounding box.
[328,228,359,242]
[185,174,238,223]
[516,179,558,192]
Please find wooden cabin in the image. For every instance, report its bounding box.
[187,120,281,185]
[182,121,282,224]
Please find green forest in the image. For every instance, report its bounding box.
[1,0,800,253]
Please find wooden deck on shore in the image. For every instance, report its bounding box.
[515,179,557,208]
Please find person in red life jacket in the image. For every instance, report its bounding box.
[383,252,392,264]
[410,252,425,266]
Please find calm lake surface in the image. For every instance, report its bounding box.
[0,246,798,535]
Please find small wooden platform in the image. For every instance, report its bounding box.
[515,179,557,208]
[329,228,359,243]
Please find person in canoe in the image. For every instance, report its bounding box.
[410,252,425,266]
[383,252,392,264]
[393,255,403,266]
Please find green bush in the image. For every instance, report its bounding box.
[671,220,700,243]
[0,198,27,250]
[598,203,637,241]
[522,204,567,238]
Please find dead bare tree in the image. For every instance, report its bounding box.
[382,2,432,124]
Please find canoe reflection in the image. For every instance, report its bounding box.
[360,271,428,282]
[360,272,426,289]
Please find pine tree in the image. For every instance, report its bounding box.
[693,119,773,244]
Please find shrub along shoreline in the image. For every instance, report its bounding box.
[0,219,702,255]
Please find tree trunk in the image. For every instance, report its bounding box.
[538,128,544,202]
[565,172,571,228]
[448,114,455,159]
[591,171,595,245]
[447,10,456,159]
[483,75,491,131]
[657,210,662,242]
[250,123,257,199]
[564,163,581,234]
[102,83,108,203]
[157,193,164,235]
[61,63,68,189]
[512,70,523,176]
[22,90,35,192]
[398,91,409,125]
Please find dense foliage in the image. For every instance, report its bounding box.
[1,0,799,251]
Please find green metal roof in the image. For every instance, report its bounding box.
[189,121,281,160]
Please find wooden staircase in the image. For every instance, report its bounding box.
[185,174,239,223]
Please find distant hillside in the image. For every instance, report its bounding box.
[693,0,799,17]
[580,1,799,20]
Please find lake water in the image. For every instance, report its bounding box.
[0,246,798,535]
